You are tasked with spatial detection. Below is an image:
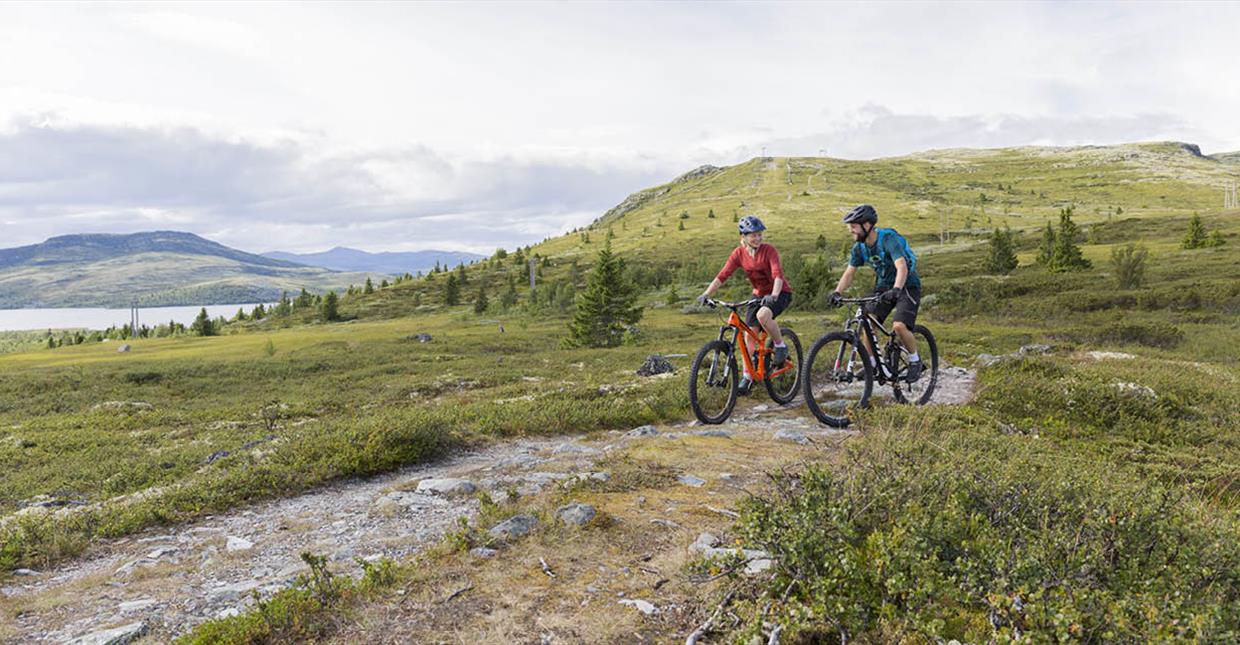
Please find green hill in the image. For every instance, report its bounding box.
[0,231,372,308]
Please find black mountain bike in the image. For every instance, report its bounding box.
[801,295,938,427]
[688,298,803,424]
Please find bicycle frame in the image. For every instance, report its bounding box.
[840,301,903,383]
[711,303,795,381]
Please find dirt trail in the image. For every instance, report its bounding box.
[0,366,976,644]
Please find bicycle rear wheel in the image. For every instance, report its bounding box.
[889,325,939,405]
[689,340,739,424]
[802,331,873,427]
[763,327,802,405]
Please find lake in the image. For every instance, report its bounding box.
[0,304,272,332]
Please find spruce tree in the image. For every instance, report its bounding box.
[364,277,374,294]
[380,278,389,289]
[457,263,468,285]
[984,226,1019,274]
[566,239,643,348]
[1049,206,1091,272]
[190,308,216,336]
[474,283,489,314]
[1037,221,1056,266]
[321,291,340,321]
[1182,213,1208,249]
[501,273,519,309]
[444,274,460,306]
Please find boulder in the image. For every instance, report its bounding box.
[117,344,131,353]
[225,536,254,552]
[678,474,706,487]
[415,478,477,496]
[489,514,539,540]
[619,598,659,615]
[773,429,809,445]
[557,503,597,526]
[625,425,659,438]
[636,355,674,377]
[470,547,499,558]
[66,622,148,645]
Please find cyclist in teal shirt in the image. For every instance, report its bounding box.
[828,204,925,382]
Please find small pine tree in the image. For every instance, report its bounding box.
[665,285,679,306]
[815,234,827,250]
[707,209,716,219]
[1049,207,1091,272]
[501,274,519,309]
[380,278,389,289]
[275,292,292,316]
[252,303,265,319]
[1110,244,1148,289]
[566,239,643,348]
[474,283,489,314]
[444,274,460,306]
[47,336,55,349]
[679,211,689,219]
[1206,230,1225,247]
[190,308,216,336]
[1037,221,1056,266]
[1182,213,1208,249]
[677,220,686,231]
[364,277,374,294]
[984,226,1019,274]
[321,291,340,321]
[457,263,468,286]
[235,307,248,322]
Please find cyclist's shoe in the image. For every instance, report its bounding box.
[905,360,923,383]
[771,345,789,368]
[738,376,754,395]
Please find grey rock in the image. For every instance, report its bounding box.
[118,598,156,613]
[551,442,599,455]
[66,622,148,645]
[678,474,707,487]
[204,449,231,464]
[618,598,659,615]
[692,429,732,438]
[117,344,131,353]
[1113,382,1157,400]
[636,354,674,377]
[208,580,260,603]
[90,401,154,412]
[415,478,477,496]
[146,546,177,560]
[625,425,659,438]
[470,547,499,558]
[12,568,39,576]
[689,532,721,554]
[1018,344,1051,356]
[489,514,539,540]
[494,454,546,469]
[225,536,254,552]
[974,353,1004,367]
[413,333,433,343]
[773,429,809,445]
[557,503,597,526]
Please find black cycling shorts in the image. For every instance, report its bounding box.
[747,291,793,327]
[865,285,920,328]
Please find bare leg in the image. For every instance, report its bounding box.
[755,306,783,345]
[892,321,919,354]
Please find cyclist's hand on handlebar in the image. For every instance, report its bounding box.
[880,288,903,305]
[827,291,843,308]
[697,294,711,307]
[760,294,778,308]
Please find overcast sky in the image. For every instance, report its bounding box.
[2,2,1238,254]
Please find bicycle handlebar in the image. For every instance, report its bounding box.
[702,297,761,310]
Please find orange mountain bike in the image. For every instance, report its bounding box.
[688,298,802,424]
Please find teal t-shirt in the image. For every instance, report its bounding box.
[849,228,921,290]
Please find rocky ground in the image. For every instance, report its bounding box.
[0,366,976,644]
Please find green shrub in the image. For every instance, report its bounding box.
[734,420,1240,643]
[1110,243,1148,289]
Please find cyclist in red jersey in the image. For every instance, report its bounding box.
[697,215,793,393]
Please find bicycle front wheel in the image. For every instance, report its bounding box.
[763,327,803,405]
[890,325,938,405]
[689,340,738,424]
[802,331,873,427]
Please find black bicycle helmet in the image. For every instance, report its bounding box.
[842,204,878,225]
[738,215,766,234]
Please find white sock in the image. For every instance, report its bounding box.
[909,352,921,363]
[774,342,786,348]
[742,371,753,381]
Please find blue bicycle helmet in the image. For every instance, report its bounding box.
[738,215,766,234]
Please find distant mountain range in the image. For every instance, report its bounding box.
[261,247,484,275]
[0,231,371,308]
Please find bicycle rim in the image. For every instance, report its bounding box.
[689,340,738,424]
[763,328,802,405]
[890,325,938,405]
[803,332,872,427]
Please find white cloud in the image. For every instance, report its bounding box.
[0,2,1237,253]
